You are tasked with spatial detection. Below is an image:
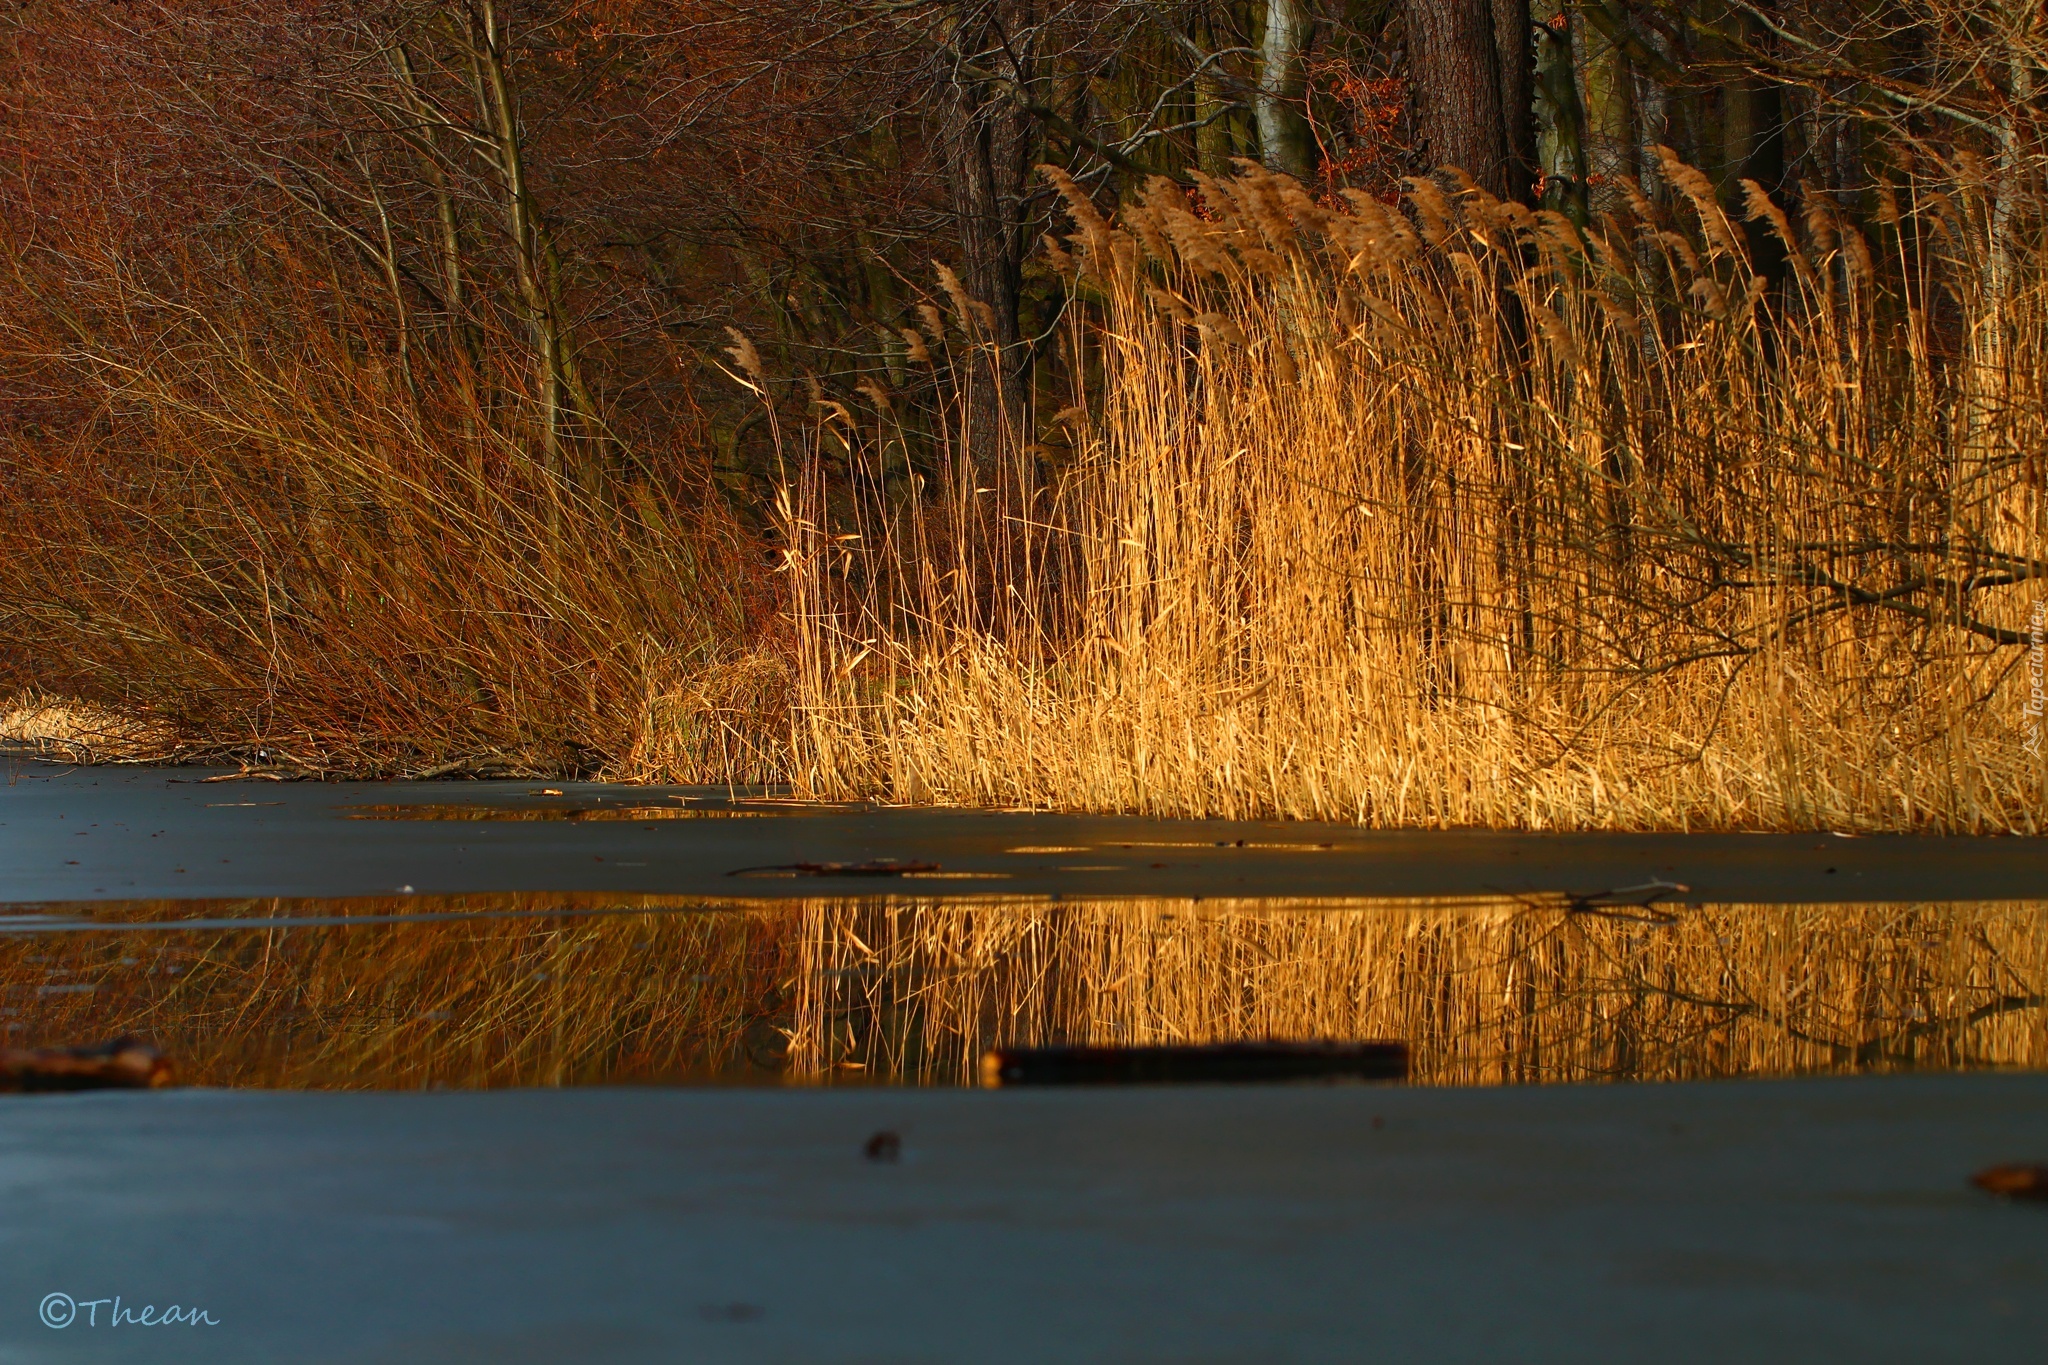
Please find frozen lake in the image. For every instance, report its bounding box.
[5,760,2045,906]
[4,759,2046,1360]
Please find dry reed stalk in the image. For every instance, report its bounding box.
[619,650,794,786]
[789,162,2046,830]
[784,896,2048,1087]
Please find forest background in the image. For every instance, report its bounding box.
[1,0,2042,831]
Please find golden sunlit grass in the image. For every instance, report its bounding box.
[787,158,2045,830]
[0,690,176,763]
[9,896,2041,1089]
[7,158,2040,822]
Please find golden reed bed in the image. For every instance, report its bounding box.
[787,161,2045,831]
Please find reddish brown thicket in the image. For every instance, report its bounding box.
[0,0,929,774]
[0,0,1190,774]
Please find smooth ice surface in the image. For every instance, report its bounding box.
[4,1076,2048,1362]
[6,760,2045,905]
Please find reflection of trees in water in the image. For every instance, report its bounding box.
[785,899,2048,1087]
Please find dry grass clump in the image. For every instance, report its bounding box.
[790,157,2046,830]
[786,896,2048,1086]
[0,690,177,763]
[618,650,794,785]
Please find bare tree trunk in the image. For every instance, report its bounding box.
[1492,0,1537,200]
[1572,0,1634,214]
[1257,0,1316,180]
[392,46,477,356]
[1535,16,1588,217]
[1631,18,1673,202]
[1717,8,1785,280]
[939,0,1037,474]
[1409,0,1514,196]
[1988,1,2040,320]
[1976,0,2040,459]
[422,147,485,469]
[1193,13,1238,178]
[471,0,599,496]
[357,154,417,402]
[386,38,490,478]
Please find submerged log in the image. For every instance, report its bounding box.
[728,860,942,878]
[981,1041,1409,1087]
[1972,1164,2048,1201]
[0,1036,173,1092]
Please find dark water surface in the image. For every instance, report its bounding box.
[6,760,2045,1090]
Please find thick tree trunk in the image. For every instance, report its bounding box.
[1409,0,1514,197]
[1257,0,1316,180]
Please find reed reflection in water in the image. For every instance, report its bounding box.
[788,898,2048,1087]
[5,894,796,1088]
[7,896,2044,1089]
